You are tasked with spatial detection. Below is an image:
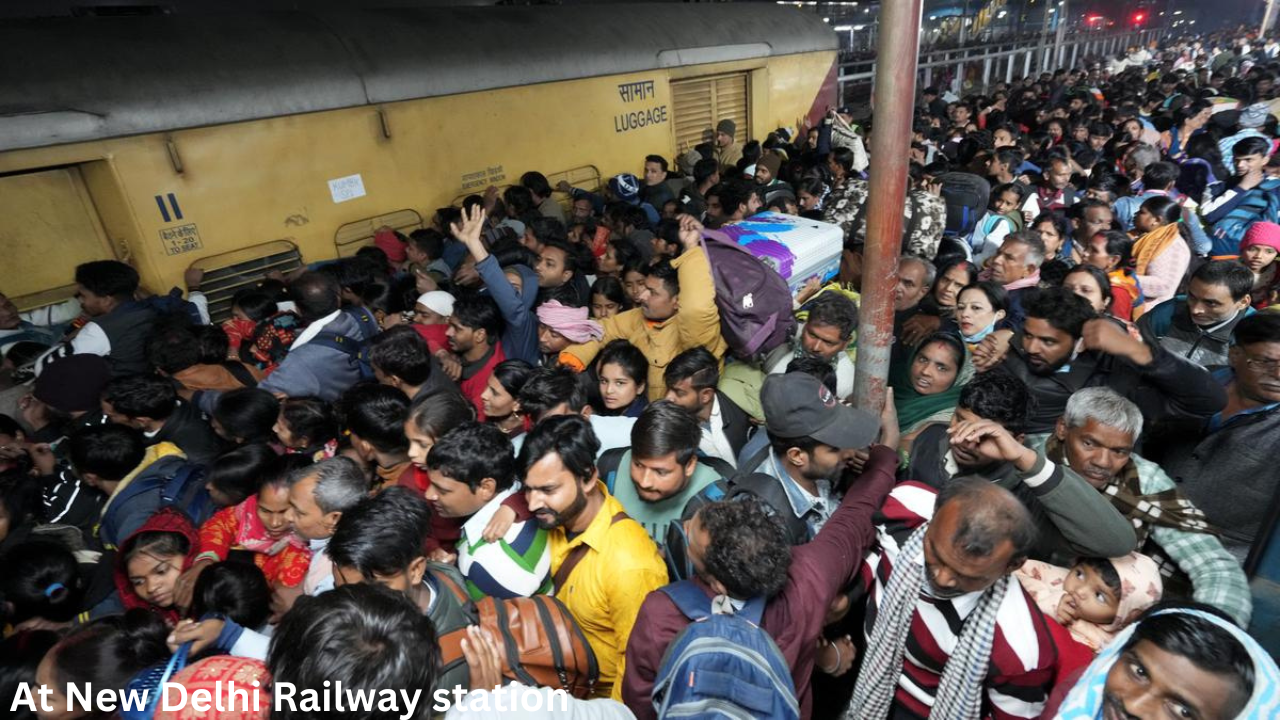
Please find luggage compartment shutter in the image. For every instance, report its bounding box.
[671,73,749,156]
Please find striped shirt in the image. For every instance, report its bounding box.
[861,482,1065,720]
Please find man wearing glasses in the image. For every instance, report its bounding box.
[1146,313,1280,564]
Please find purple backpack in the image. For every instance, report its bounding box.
[700,230,797,359]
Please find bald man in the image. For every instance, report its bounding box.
[846,478,1080,720]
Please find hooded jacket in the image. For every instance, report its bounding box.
[475,256,540,365]
[258,310,368,402]
[112,507,199,625]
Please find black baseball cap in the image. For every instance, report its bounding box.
[761,374,880,449]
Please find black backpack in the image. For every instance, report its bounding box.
[937,172,990,240]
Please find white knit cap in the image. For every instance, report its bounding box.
[417,291,455,318]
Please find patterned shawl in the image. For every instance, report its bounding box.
[1045,435,1216,544]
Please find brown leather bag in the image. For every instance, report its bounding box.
[435,573,600,698]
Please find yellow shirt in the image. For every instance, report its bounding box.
[561,246,727,400]
[550,487,668,699]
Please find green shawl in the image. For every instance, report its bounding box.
[890,334,975,434]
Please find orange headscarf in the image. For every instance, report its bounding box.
[1131,222,1182,276]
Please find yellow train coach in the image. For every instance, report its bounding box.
[0,4,836,318]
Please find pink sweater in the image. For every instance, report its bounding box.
[1136,236,1191,309]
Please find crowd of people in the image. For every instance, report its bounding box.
[1,24,1280,720]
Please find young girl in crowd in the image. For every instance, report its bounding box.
[1130,195,1192,313]
[954,281,1008,350]
[970,182,1024,263]
[594,340,649,418]
[188,461,313,593]
[589,275,631,320]
[274,396,339,461]
[482,359,533,440]
[113,508,200,624]
[1239,220,1280,309]
[1016,552,1163,653]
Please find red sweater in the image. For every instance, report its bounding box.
[459,342,506,421]
[621,445,898,720]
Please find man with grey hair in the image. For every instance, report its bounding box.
[984,230,1044,329]
[166,456,374,660]
[1032,387,1251,626]
[285,456,373,597]
[892,256,935,359]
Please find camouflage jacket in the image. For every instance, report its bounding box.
[822,178,946,259]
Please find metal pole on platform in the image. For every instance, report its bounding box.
[853,0,923,411]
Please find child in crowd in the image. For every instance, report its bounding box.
[274,396,340,461]
[970,182,1025,263]
[594,340,649,418]
[1016,552,1163,653]
[1083,229,1144,321]
[1239,220,1280,309]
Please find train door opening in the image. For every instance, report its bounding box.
[0,166,116,310]
[670,73,750,156]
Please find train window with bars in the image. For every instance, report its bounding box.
[333,209,424,258]
[188,240,304,322]
[671,73,749,155]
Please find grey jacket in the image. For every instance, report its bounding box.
[258,311,367,402]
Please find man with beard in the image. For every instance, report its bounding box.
[1145,313,1280,565]
[847,478,1082,720]
[733,373,888,545]
[1033,387,1251,626]
[442,294,505,419]
[621,405,896,720]
[518,414,668,699]
[909,371,1136,564]
[993,288,1225,434]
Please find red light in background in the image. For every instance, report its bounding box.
[1132,12,1146,24]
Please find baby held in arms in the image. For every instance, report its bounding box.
[1016,552,1163,653]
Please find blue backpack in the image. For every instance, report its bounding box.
[99,457,212,551]
[651,581,799,720]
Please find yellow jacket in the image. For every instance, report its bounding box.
[549,487,668,700]
[561,246,727,400]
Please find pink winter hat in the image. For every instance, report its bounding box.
[1241,222,1280,254]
